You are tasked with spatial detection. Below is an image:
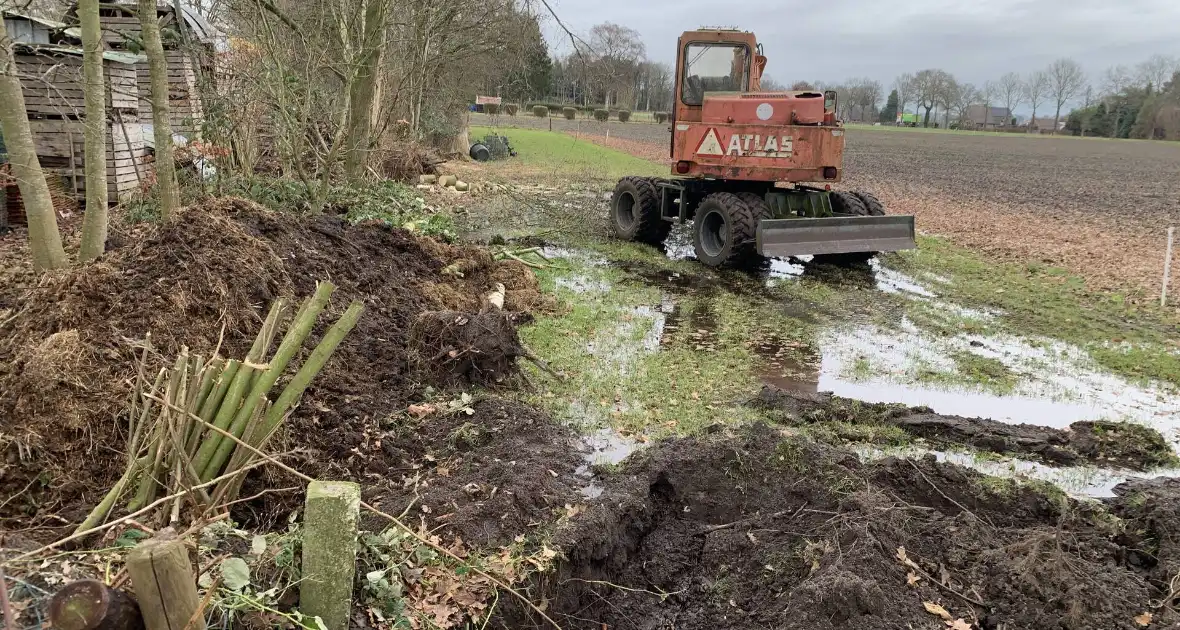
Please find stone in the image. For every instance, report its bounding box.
[454,181,469,192]
[439,175,458,187]
[419,174,438,184]
[300,481,361,630]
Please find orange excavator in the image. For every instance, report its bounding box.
[609,29,916,266]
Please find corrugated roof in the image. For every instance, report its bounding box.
[1,9,67,30]
[14,43,144,64]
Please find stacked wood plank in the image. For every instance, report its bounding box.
[28,117,149,203]
[16,52,138,117]
[136,50,203,137]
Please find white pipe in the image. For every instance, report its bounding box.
[1164,226,1175,307]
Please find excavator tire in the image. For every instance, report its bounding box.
[853,191,886,216]
[830,190,869,216]
[813,190,876,265]
[611,176,671,245]
[735,192,772,264]
[692,192,760,267]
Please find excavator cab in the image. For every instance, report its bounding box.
[608,29,916,267]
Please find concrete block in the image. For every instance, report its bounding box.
[300,481,361,630]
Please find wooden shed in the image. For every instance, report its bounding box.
[13,44,151,203]
[63,1,221,138]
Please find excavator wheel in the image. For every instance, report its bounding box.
[692,192,760,267]
[734,192,772,265]
[610,176,671,245]
[830,190,869,216]
[853,191,886,216]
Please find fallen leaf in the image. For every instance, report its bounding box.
[408,404,436,418]
[221,557,251,591]
[946,619,973,630]
[540,545,558,560]
[923,602,953,621]
[907,571,921,586]
[1135,611,1153,627]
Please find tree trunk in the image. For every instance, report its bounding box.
[127,537,205,630]
[78,0,109,261]
[50,580,145,630]
[1053,103,1062,134]
[137,0,181,220]
[343,0,390,179]
[0,18,68,270]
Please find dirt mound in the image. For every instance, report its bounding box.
[755,386,1177,470]
[500,425,1160,630]
[408,311,528,388]
[0,198,543,534]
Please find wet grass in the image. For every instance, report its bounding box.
[888,236,1180,387]
[469,126,664,181]
[518,251,818,438]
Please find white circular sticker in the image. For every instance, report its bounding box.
[756,103,774,121]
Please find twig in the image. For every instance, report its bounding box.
[559,578,684,601]
[899,548,987,608]
[519,345,564,381]
[2,461,270,567]
[0,550,14,630]
[907,460,987,526]
[141,396,565,630]
[184,575,220,630]
[1150,570,1180,609]
[700,509,792,534]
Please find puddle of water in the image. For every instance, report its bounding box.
[803,323,1180,442]
[555,274,612,294]
[541,246,607,266]
[872,264,937,297]
[576,427,643,498]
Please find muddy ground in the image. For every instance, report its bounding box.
[500,424,1176,630]
[3,173,1180,630]
[472,112,1180,299]
[754,387,1178,471]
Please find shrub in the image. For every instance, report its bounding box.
[562,107,577,120]
[484,103,500,115]
[504,103,518,116]
[617,110,631,122]
[532,105,549,118]
[654,112,669,124]
[593,109,609,122]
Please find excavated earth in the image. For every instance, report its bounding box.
[498,424,1179,630]
[4,193,1180,630]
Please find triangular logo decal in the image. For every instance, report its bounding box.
[696,128,723,156]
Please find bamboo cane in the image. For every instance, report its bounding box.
[202,283,334,482]
[130,352,189,511]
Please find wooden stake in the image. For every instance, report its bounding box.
[1163,226,1174,308]
[126,536,205,630]
[49,580,145,630]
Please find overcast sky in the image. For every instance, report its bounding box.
[541,0,1180,90]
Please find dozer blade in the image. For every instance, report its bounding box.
[757,215,916,258]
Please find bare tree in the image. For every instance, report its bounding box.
[1023,70,1049,127]
[343,0,393,179]
[893,73,914,116]
[1048,58,1086,132]
[788,80,814,91]
[588,23,644,107]
[0,16,68,269]
[138,0,180,219]
[935,74,959,128]
[913,69,952,127]
[859,78,883,121]
[953,82,980,126]
[996,72,1022,121]
[78,0,108,261]
[1135,54,1180,91]
[1102,64,1133,96]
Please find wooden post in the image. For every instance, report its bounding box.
[126,536,205,630]
[1163,227,1175,307]
[301,481,360,630]
[49,580,145,630]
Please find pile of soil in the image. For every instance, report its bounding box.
[755,386,1177,470]
[0,198,549,537]
[501,424,1167,630]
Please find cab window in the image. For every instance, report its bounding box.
[682,43,749,106]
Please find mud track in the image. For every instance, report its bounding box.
[500,425,1166,630]
[755,387,1177,471]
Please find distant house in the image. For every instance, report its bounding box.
[963,105,1012,129]
[1027,117,1066,133]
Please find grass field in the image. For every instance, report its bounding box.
[470,125,663,181]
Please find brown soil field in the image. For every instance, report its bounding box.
[479,113,1180,302]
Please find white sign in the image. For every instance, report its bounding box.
[696,128,793,158]
[476,95,502,105]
